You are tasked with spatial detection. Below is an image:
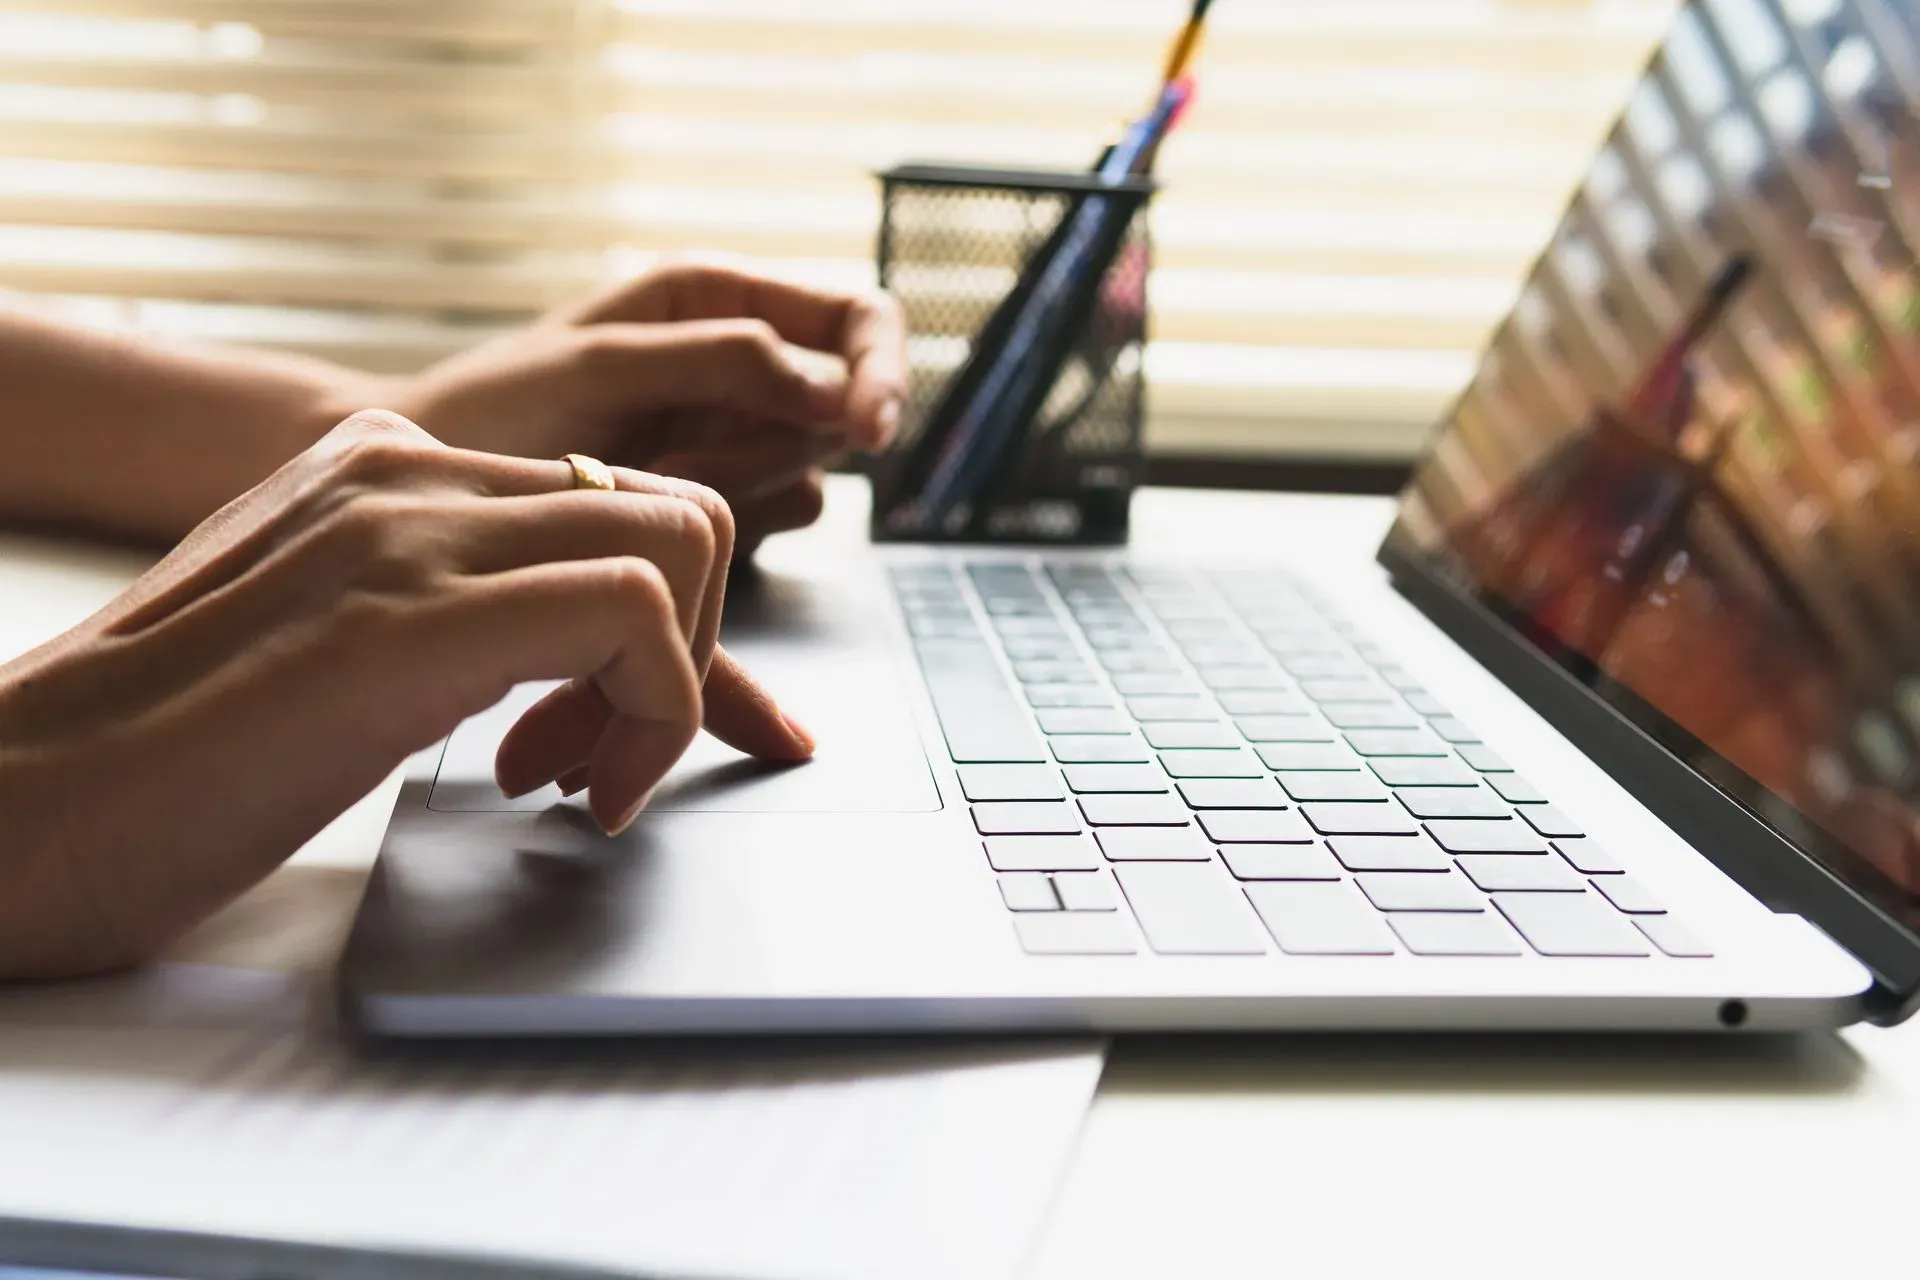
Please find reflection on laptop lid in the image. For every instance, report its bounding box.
[1382,0,1920,1013]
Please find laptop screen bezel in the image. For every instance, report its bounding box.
[1371,2,1920,1021]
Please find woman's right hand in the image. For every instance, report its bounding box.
[0,410,813,980]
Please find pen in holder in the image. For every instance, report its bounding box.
[868,162,1155,545]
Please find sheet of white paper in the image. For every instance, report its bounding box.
[0,966,1104,1280]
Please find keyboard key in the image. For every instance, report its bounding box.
[1457,744,1514,772]
[1257,632,1341,655]
[1178,778,1288,809]
[1037,707,1131,736]
[1302,803,1419,836]
[1051,735,1150,764]
[1235,715,1336,743]
[1144,722,1239,749]
[1328,834,1452,872]
[905,616,978,640]
[984,835,1101,872]
[1159,749,1264,778]
[1299,677,1390,703]
[958,763,1065,802]
[1144,600,1221,623]
[1487,774,1548,804]
[1373,665,1426,692]
[1394,786,1511,820]
[1112,672,1196,696]
[1345,729,1448,757]
[1014,913,1137,955]
[1013,660,1095,685]
[993,617,1068,638]
[1220,844,1343,880]
[1369,757,1478,787]
[1128,696,1218,722]
[1425,820,1547,854]
[1553,838,1623,875]
[974,802,1082,836]
[1053,871,1120,912]
[1096,827,1215,861]
[1218,690,1312,715]
[1182,642,1266,666]
[1275,771,1390,803]
[1163,617,1235,638]
[1098,650,1180,674]
[1495,892,1651,956]
[1456,854,1583,893]
[1079,794,1192,826]
[1356,872,1484,912]
[1198,809,1314,843]
[1404,692,1450,716]
[1029,679,1121,710]
[1200,667,1291,691]
[1519,805,1584,838]
[1426,716,1481,744]
[1114,863,1268,954]
[913,638,1046,763]
[1244,882,1397,955]
[1064,763,1169,793]
[999,872,1061,911]
[1255,743,1362,771]
[1592,875,1666,914]
[1083,627,1152,650]
[1003,637,1079,661]
[1320,702,1422,730]
[1636,915,1712,957]
[1389,912,1524,956]
[1024,685,1114,709]
[1276,653,1368,678]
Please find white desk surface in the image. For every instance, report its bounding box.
[3,477,1916,1280]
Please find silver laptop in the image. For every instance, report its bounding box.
[341,0,1920,1035]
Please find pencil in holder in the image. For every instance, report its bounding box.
[868,162,1155,545]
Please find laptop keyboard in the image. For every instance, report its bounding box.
[891,559,1714,961]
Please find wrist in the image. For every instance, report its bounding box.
[315,369,415,433]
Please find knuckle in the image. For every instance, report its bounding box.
[573,325,634,377]
[792,474,827,524]
[604,555,676,621]
[657,493,719,569]
[670,479,734,548]
[315,491,437,590]
[327,428,431,492]
[721,318,783,365]
[338,407,429,439]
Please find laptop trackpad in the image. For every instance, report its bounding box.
[427,572,939,814]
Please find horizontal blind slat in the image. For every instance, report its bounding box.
[0,0,1676,461]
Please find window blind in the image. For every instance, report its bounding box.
[0,0,1675,461]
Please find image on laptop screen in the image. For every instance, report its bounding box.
[1386,0,1920,932]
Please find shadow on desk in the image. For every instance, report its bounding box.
[1103,1029,1866,1098]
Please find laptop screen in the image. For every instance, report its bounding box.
[1384,0,1920,935]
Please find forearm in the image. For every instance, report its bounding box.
[0,309,392,543]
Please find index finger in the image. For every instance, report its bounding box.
[657,265,908,450]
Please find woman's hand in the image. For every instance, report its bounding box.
[0,410,812,980]
[391,260,908,557]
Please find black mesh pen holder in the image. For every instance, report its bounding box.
[869,162,1154,545]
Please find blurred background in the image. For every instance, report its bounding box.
[0,0,1672,488]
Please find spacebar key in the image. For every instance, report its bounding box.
[1114,863,1268,954]
[914,639,1046,762]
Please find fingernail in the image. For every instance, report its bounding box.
[603,789,654,837]
[782,711,818,755]
[875,396,902,446]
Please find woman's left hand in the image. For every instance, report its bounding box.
[390,259,907,557]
